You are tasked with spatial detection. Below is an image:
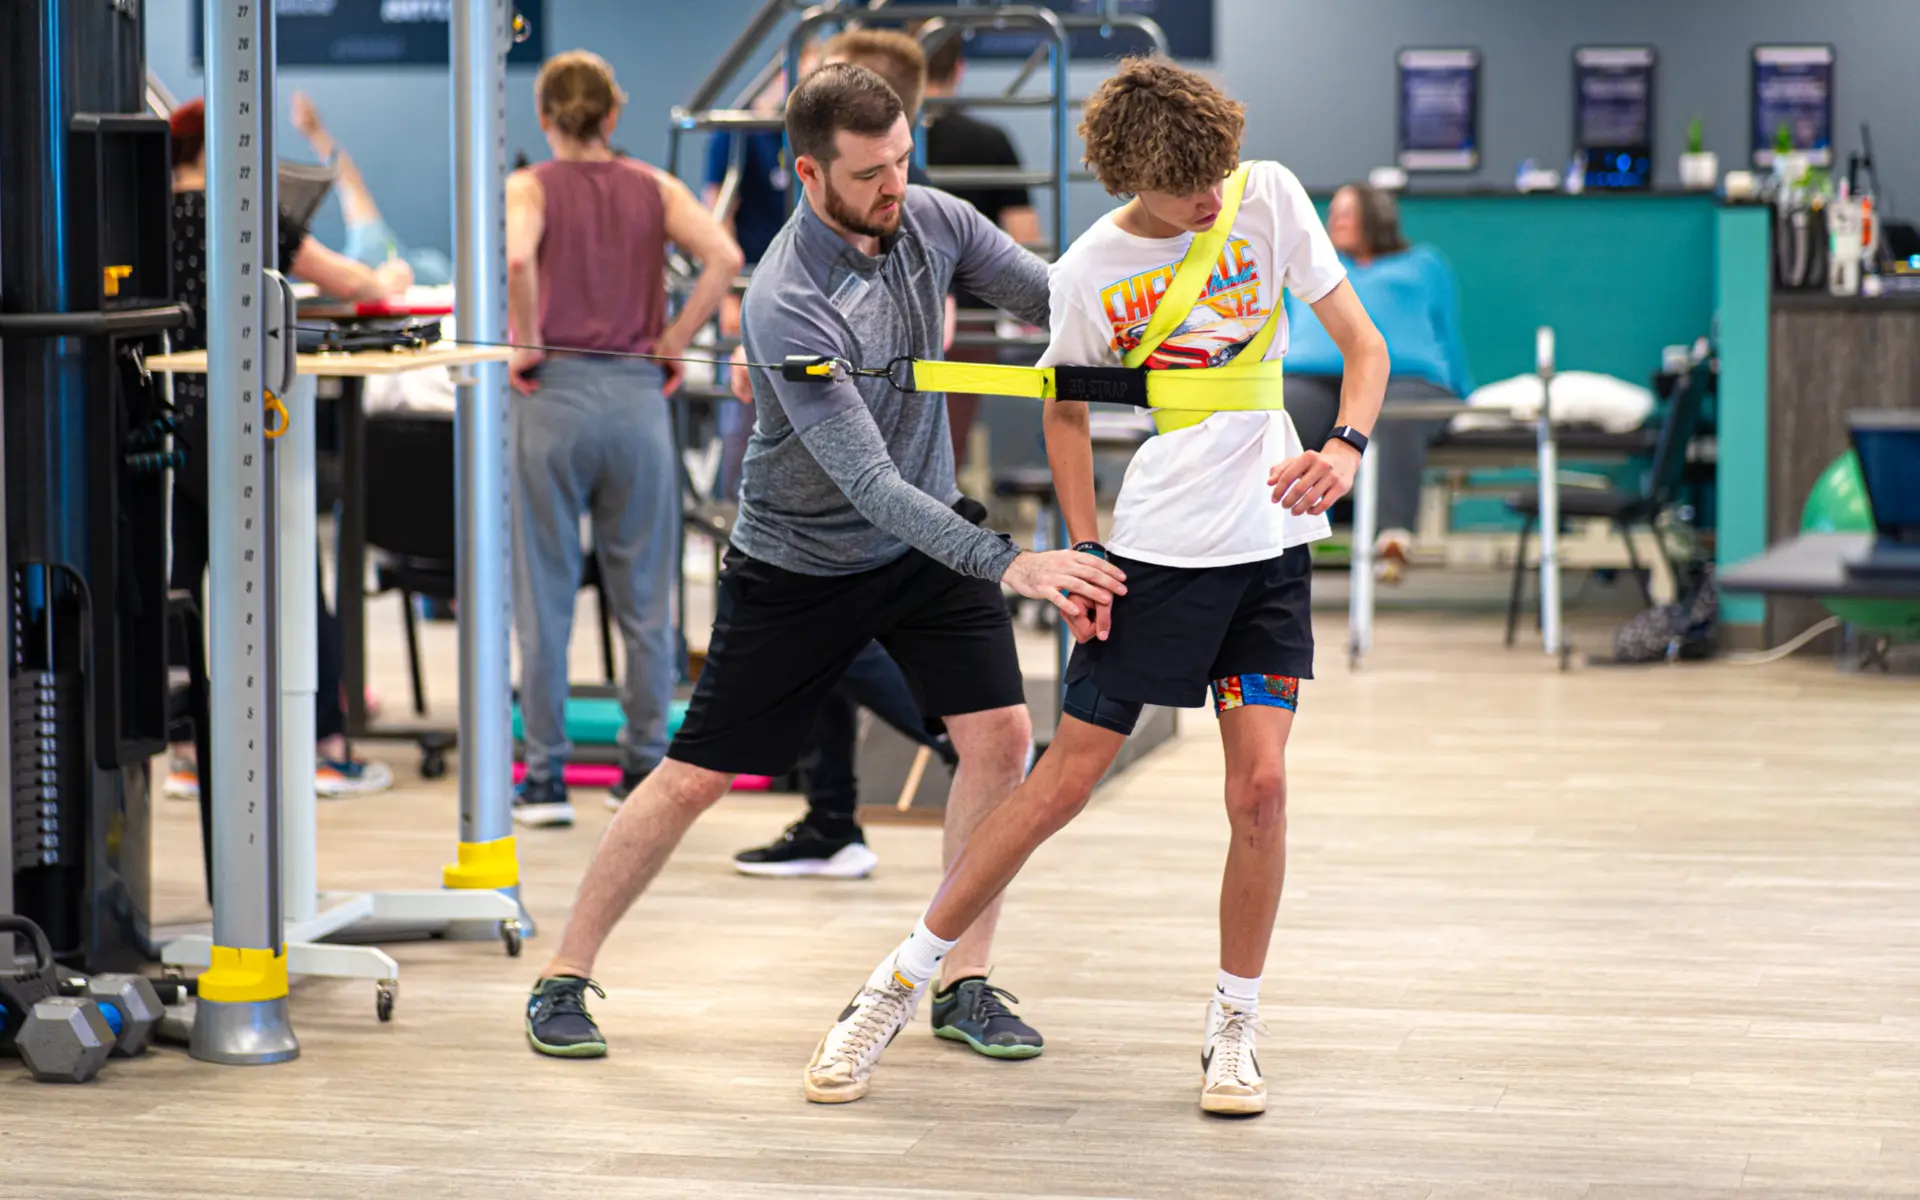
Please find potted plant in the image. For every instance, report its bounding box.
[1679,115,1718,190]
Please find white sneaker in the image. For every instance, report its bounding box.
[163,766,200,802]
[803,952,924,1104]
[1201,998,1267,1115]
[314,757,394,798]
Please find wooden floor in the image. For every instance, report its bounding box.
[10,603,1920,1199]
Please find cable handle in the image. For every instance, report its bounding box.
[0,915,56,976]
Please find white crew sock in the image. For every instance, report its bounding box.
[887,917,958,990]
[1215,969,1261,1012]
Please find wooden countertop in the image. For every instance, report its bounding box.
[1772,289,1920,312]
[145,343,511,377]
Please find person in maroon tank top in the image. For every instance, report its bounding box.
[504,50,742,829]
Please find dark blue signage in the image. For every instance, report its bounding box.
[194,1,546,68]
[1752,45,1834,167]
[1398,48,1480,171]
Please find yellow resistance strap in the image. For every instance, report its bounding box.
[877,162,1286,433]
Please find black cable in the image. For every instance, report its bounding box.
[289,325,785,375]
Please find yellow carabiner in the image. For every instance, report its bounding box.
[263,390,290,439]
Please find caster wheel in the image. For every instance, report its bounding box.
[376,983,397,1023]
[501,919,523,958]
[420,751,447,780]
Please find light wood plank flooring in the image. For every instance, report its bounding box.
[8,600,1920,1199]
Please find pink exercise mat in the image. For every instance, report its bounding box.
[511,762,770,791]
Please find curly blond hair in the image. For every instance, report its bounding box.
[1080,57,1244,197]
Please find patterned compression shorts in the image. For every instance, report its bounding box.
[1210,673,1300,715]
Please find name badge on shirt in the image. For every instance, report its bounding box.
[829,271,872,315]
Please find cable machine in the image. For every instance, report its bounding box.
[0,0,186,973]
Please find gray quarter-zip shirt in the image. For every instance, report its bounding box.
[733,185,1051,579]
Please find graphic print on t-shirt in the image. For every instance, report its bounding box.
[1097,234,1268,371]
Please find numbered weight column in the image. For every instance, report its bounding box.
[193,0,298,1066]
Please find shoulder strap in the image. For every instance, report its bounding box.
[1122,162,1254,370]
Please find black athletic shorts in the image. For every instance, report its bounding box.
[1062,546,1314,734]
[668,546,1025,777]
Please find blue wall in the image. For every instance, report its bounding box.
[144,0,774,255]
[149,0,1920,258]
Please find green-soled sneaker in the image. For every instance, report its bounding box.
[525,975,608,1058]
[932,977,1044,1059]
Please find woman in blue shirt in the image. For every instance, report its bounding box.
[1286,184,1472,579]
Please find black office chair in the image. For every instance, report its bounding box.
[1502,359,1714,646]
[362,414,617,718]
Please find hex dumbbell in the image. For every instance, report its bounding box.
[71,974,163,1056]
[16,997,114,1083]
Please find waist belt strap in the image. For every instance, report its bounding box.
[902,357,1285,413]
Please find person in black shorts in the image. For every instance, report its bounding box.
[728,28,961,880]
[804,58,1389,1115]
[521,63,1124,1062]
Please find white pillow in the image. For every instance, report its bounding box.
[1449,371,1654,434]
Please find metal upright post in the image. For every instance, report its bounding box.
[443,0,525,927]
[1535,326,1564,658]
[192,0,298,1065]
[278,375,319,926]
[1045,8,1070,249]
[1349,447,1379,667]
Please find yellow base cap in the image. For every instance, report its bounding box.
[198,946,290,1003]
[442,835,520,890]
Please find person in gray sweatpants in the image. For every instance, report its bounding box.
[511,355,678,823]
[504,49,743,828]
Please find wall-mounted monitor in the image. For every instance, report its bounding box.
[1575,46,1654,190]
[1752,44,1835,167]
[1397,48,1480,171]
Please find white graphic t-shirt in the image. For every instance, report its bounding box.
[1037,160,1345,567]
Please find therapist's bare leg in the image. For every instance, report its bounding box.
[525,760,732,1058]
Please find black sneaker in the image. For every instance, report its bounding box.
[932,733,959,769]
[933,977,1044,1059]
[525,975,607,1058]
[731,820,879,879]
[512,772,573,828]
[604,764,653,811]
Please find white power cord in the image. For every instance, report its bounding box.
[1724,616,1843,665]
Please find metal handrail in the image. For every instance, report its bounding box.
[921,166,1056,188]
[684,0,809,115]
[783,2,1071,251]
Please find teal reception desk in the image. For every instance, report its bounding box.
[1359,192,1783,647]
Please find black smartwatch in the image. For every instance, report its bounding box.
[1325,425,1370,455]
[1061,541,1109,599]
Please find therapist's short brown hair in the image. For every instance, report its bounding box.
[1081,56,1243,198]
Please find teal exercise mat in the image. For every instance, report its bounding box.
[511,696,689,745]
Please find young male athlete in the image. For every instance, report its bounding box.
[804,57,1389,1114]
[520,63,1127,1061]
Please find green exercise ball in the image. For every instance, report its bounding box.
[1800,450,1920,639]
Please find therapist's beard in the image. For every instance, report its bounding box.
[823,176,903,239]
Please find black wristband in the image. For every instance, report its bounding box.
[1072,540,1109,559]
